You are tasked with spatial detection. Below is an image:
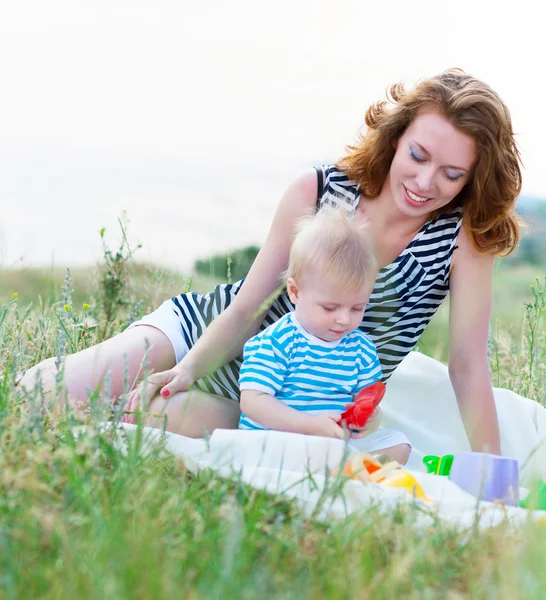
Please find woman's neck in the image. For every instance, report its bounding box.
[361,178,429,239]
[357,179,432,269]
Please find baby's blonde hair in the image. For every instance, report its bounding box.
[284,204,378,292]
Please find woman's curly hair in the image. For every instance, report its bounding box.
[337,69,523,255]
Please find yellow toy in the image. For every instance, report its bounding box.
[378,470,430,501]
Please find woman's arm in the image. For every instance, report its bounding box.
[240,390,345,439]
[448,225,501,454]
[153,170,319,396]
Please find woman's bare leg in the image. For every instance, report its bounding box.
[18,325,176,409]
[144,389,241,437]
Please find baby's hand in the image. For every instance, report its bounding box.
[344,406,383,439]
[308,413,346,439]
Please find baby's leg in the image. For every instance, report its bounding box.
[349,429,412,465]
[144,389,241,437]
[372,443,411,465]
[18,325,176,411]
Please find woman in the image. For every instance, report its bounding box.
[20,69,521,464]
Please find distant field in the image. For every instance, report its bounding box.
[0,264,226,312]
[2,260,544,354]
[418,261,546,363]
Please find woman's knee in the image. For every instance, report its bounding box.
[18,356,58,396]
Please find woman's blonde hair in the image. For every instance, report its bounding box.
[338,68,523,256]
[284,203,378,292]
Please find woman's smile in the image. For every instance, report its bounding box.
[403,184,432,206]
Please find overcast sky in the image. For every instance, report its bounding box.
[0,1,544,270]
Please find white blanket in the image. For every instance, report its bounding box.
[384,352,546,486]
[117,352,546,528]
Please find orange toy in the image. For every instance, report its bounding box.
[335,452,399,484]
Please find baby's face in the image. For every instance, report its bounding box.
[287,274,371,342]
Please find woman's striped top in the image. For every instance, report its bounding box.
[171,164,462,402]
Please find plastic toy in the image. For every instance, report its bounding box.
[379,470,430,501]
[449,452,519,506]
[332,451,431,502]
[337,381,386,429]
[423,454,454,476]
[336,452,397,483]
[519,479,546,511]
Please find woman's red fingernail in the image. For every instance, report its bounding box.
[161,389,170,398]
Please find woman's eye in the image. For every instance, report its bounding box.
[409,146,424,163]
[446,172,463,182]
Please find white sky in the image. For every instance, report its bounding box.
[0,1,544,270]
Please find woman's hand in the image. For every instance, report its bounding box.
[121,364,194,424]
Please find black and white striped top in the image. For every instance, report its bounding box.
[173,164,462,402]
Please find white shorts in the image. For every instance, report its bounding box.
[129,298,189,364]
[349,428,412,455]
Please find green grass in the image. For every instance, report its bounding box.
[0,264,225,308]
[2,415,545,600]
[1,254,546,598]
[417,262,546,403]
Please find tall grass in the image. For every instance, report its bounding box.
[1,227,546,598]
[418,263,546,405]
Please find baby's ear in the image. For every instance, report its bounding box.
[286,277,299,304]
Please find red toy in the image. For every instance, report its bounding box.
[337,381,386,429]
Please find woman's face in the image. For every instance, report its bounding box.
[388,110,477,218]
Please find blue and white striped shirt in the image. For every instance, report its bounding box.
[238,312,382,430]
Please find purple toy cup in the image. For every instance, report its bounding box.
[449,452,519,506]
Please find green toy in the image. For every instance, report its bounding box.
[519,479,546,511]
[423,454,454,477]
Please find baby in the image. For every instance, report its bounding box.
[238,206,383,441]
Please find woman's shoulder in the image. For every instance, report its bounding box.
[316,163,360,210]
[317,163,358,187]
[435,205,464,223]
[417,206,463,243]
